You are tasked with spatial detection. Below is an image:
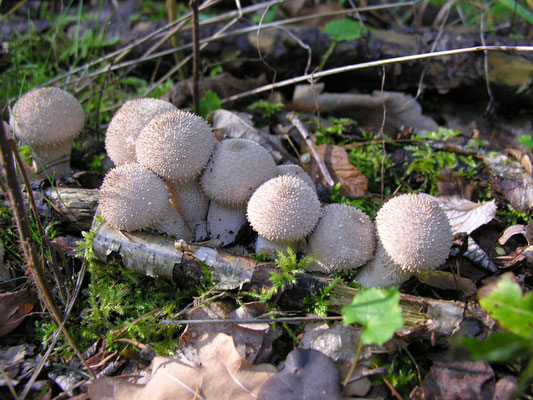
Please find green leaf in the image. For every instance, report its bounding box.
[342,287,404,346]
[198,90,221,119]
[479,275,533,340]
[322,18,366,42]
[518,135,533,149]
[459,332,532,362]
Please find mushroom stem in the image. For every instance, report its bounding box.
[168,179,209,241]
[150,200,193,241]
[30,140,73,177]
[207,201,247,246]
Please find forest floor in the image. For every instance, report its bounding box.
[0,1,532,399]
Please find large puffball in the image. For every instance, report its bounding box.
[136,110,216,183]
[105,98,177,166]
[99,163,170,231]
[247,175,321,242]
[376,193,452,273]
[307,203,375,273]
[201,138,277,206]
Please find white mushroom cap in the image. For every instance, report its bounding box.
[247,175,321,242]
[99,163,170,231]
[201,139,277,206]
[9,87,84,176]
[376,193,452,273]
[276,164,316,192]
[136,110,216,183]
[356,240,413,288]
[206,201,247,246]
[105,98,177,166]
[307,203,375,273]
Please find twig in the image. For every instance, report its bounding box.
[286,112,335,191]
[480,9,495,116]
[221,45,533,104]
[190,0,200,114]
[160,315,342,325]
[0,123,95,381]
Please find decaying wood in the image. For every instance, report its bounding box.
[34,187,100,231]
[91,221,489,341]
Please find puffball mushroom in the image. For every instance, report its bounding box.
[105,98,177,166]
[99,163,191,239]
[9,87,85,177]
[376,193,452,273]
[356,193,452,288]
[306,203,375,273]
[276,164,316,192]
[136,110,216,238]
[247,175,321,243]
[201,138,277,207]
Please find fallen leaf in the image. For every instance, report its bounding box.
[180,302,279,364]
[258,348,343,400]
[421,357,494,400]
[89,332,276,400]
[0,286,37,337]
[307,144,367,198]
[428,195,497,235]
[415,270,477,296]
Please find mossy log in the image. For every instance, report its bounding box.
[90,221,489,341]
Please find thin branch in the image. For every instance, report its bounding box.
[286,112,335,191]
[160,315,342,325]
[0,123,95,380]
[190,0,200,114]
[221,45,533,104]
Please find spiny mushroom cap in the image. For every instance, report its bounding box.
[10,87,84,146]
[105,98,177,166]
[201,138,277,206]
[99,163,170,231]
[356,240,413,288]
[276,164,316,192]
[376,193,452,273]
[307,203,375,272]
[247,175,321,242]
[136,110,216,182]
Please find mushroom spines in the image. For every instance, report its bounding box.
[10,87,84,146]
[376,193,452,273]
[247,175,321,242]
[136,110,216,182]
[200,138,277,206]
[105,98,177,166]
[276,164,316,192]
[99,163,170,231]
[307,203,375,272]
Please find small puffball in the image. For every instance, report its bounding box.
[99,163,170,231]
[247,175,321,242]
[105,98,177,166]
[307,203,375,273]
[201,138,277,206]
[136,110,216,182]
[376,193,452,273]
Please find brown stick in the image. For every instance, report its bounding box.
[0,123,95,379]
[190,0,200,114]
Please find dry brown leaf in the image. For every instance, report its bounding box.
[89,333,276,400]
[416,270,477,296]
[0,286,37,337]
[309,144,367,198]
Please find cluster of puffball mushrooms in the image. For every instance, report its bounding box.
[9,87,454,289]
